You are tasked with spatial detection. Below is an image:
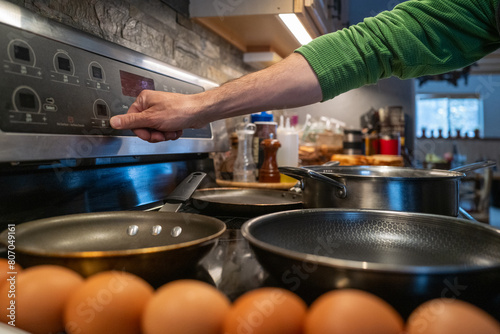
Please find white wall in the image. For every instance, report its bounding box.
[286,0,416,150]
[286,76,415,130]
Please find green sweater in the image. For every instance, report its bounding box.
[296,0,500,101]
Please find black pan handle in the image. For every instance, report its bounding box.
[278,166,347,199]
[160,172,207,212]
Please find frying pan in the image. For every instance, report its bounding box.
[189,188,303,217]
[0,172,226,288]
[242,209,500,320]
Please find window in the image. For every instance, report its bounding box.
[416,94,483,138]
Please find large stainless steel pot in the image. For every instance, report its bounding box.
[241,208,500,320]
[279,161,495,216]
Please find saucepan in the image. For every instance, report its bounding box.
[0,172,226,288]
[241,208,500,320]
[279,160,496,216]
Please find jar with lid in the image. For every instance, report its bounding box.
[343,129,363,155]
[251,112,277,174]
[379,133,401,155]
[364,133,380,156]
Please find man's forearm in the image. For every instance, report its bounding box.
[195,53,322,125]
[110,52,321,138]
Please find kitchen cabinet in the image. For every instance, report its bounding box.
[190,0,348,68]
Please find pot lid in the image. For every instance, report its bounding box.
[308,165,465,179]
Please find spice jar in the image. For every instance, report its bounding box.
[364,133,380,156]
[379,133,401,155]
[343,129,363,155]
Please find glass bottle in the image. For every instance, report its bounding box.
[233,122,257,182]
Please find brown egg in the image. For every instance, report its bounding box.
[64,270,154,334]
[224,287,307,334]
[304,289,404,334]
[406,298,500,334]
[142,279,231,334]
[0,265,83,334]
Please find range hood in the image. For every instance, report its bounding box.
[190,0,348,69]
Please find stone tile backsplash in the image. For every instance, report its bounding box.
[12,0,252,84]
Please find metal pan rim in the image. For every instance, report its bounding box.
[241,208,500,275]
[0,211,226,258]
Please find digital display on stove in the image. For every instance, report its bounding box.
[58,56,71,71]
[19,93,36,109]
[14,45,30,62]
[120,70,155,97]
[92,66,103,79]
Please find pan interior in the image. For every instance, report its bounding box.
[9,212,225,254]
[246,210,500,269]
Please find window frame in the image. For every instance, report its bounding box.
[415,93,484,138]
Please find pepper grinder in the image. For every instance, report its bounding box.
[258,135,281,183]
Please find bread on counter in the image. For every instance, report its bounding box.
[300,145,343,166]
[330,154,368,166]
[331,154,404,167]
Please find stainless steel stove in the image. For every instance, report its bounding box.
[0,0,274,309]
[0,0,228,226]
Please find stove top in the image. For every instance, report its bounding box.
[148,200,276,301]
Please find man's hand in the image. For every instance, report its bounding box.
[110,90,205,143]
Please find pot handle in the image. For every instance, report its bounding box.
[159,172,207,212]
[450,160,496,173]
[302,160,340,169]
[458,207,478,222]
[278,166,347,199]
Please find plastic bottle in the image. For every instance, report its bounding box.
[277,117,299,167]
[233,122,257,183]
[276,115,285,152]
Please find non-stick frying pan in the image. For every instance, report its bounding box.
[0,173,226,288]
[189,188,302,217]
[242,208,500,320]
[7,212,225,287]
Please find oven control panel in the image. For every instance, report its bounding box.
[0,23,211,139]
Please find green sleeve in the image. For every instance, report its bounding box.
[296,0,500,101]
[497,1,500,34]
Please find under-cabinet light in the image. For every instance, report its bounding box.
[278,13,313,45]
